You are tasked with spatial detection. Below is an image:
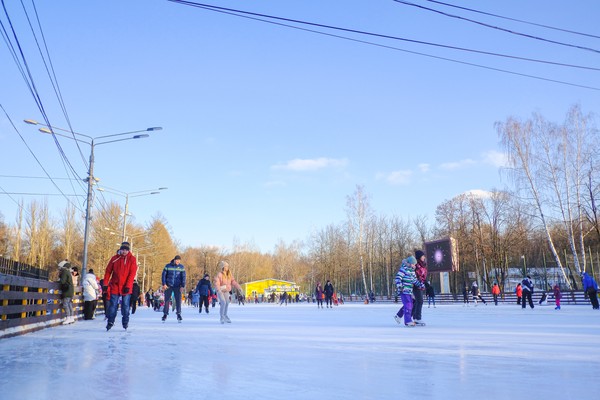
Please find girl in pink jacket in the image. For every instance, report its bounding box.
[214,261,243,324]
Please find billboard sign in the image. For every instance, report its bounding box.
[424,237,459,273]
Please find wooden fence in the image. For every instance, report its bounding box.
[0,273,104,339]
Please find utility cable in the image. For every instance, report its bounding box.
[423,0,600,40]
[392,0,600,54]
[167,0,600,91]
[169,1,600,72]
[0,104,85,215]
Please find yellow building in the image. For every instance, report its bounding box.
[242,279,300,300]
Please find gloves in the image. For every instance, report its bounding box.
[122,287,130,294]
[102,285,108,291]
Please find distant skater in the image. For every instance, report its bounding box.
[521,276,534,309]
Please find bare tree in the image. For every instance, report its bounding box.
[497,114,572,288]
[345,185,373,297]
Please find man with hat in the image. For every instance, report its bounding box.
[103,241,138,331]
[161,255,186,322]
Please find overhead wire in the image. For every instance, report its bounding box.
[392,0,600,54]
[0,104,85,215]
[24,0,88,168]
[167,0,600,91]
[168,1,600,72]
[1,0,88,211]
[422,0,600,40]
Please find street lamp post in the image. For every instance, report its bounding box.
[24,119,162,278]
[98,186,167,242]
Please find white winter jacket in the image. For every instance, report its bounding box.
[82,273,99,301]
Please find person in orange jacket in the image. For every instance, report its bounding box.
[515,283,522,305]
[492,283,501,306]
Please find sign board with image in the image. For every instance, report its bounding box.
[424,237,459,273]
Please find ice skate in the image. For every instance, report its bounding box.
[393,315,402,325]
[405,321,416,327]
[177,313,182,323]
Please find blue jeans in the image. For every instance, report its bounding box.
[107,294,131,327]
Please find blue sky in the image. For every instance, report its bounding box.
[1,0,599,253]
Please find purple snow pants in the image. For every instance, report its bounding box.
[401,293,414,324]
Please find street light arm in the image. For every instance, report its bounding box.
[94,128,161,141]
[94,135,149,146]
[26,120,94,140]
[38,128,92,144]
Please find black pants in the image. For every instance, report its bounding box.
[522,291,534,309]
[587,289,599,309]
[413,289,424,320]
[130,299,137,314]
[200,295,210,312]
[163,286,182,315]
[325,295,333,307]
[83,300,97,320]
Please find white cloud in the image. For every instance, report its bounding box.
[482,150,508,168]
[464,189,493,199]
[377,170,413,185]
[418,163,430,173]
[439,159,476,170]
[271,157,348,172]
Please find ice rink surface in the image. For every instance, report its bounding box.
[1,301,599,399]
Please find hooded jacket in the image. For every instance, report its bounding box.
[59,264,74,299]
[82,272,99,301]
[103,252,138,296]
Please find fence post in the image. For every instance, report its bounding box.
[21,286,28,318]
[1,284,8,320]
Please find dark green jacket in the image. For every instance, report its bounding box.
[59,267,74,298]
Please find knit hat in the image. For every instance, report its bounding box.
[406,256,417,265]
[58,260,71,269]
[120,242,131,251]
[415,250,425,260]
[174,255,181,260]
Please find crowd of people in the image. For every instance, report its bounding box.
[54,244,600,330]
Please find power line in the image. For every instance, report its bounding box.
[168,1,600,72]
[167,0,600,91]
[392,0,600,54]
[0,104,85,215]
[23,0,88,169]
[423,0,600,40]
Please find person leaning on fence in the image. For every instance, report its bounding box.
[103,241,138,331]
[82,268,99,320]
[57,260,75,325]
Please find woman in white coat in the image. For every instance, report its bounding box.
[82,269,99,320]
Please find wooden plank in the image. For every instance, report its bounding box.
[0,291,50,301]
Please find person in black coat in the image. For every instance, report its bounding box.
[130,280,141,314]
[195,273,212,314]
[324,280,334,308]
